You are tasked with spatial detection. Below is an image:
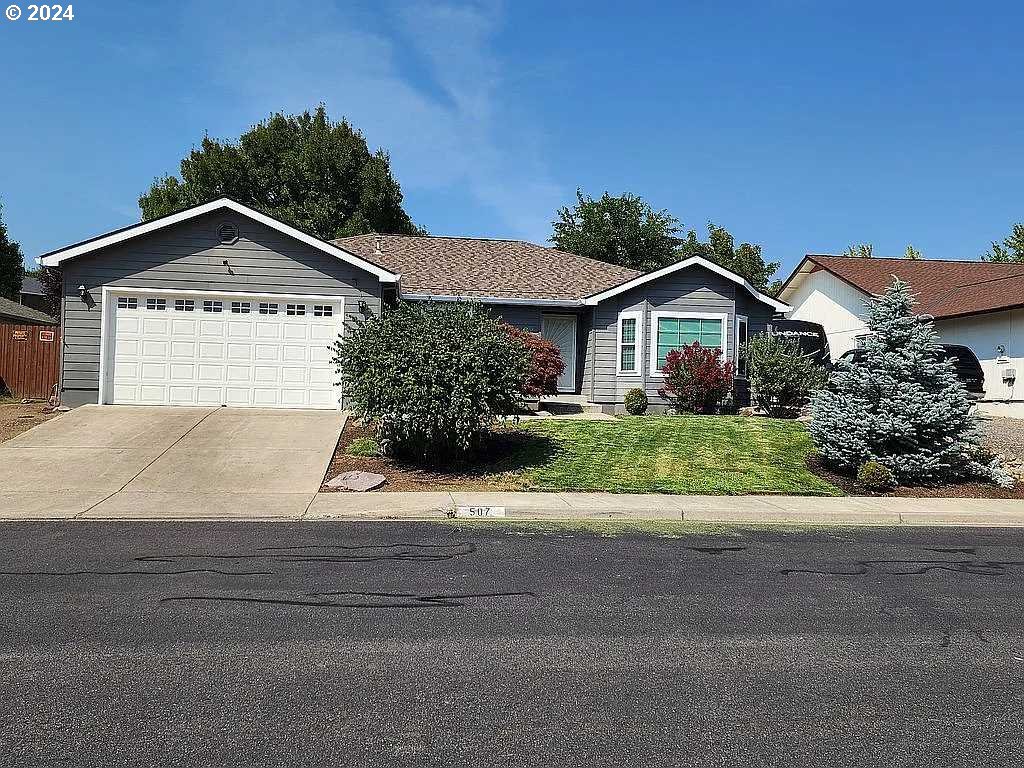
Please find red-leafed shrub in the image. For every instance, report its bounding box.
[658,342,734,414]
[503,324,565,397]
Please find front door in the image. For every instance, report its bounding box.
[541,314,577,392]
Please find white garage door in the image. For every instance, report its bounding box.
[105,292,344,409]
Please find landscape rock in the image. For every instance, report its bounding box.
[326,471,386,491]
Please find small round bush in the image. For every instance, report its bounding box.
[857,459,896,491]
[624,388,648,415]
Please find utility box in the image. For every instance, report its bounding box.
[1002,367,1016,383]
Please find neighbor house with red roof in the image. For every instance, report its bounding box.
[779,254,1024,411]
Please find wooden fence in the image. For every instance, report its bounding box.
[0,323,61,400]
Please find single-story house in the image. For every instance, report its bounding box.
[18,276,49,314]
[38,198,788,411]
[780,254,1024,414]
[0,295,56,326]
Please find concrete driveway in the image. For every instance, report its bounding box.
[0,405,346,519]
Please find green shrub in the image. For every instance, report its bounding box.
[856,459,896,491]
[811,279,1011,487]
[346,437,381,457]
[747,334,827,418]
[333,301,530,464]
[624,388,648,415]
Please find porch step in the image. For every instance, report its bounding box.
[538,398,604,415]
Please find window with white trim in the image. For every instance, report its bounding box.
[313,304,333,317]
[617,311,641,374]
[174,299,195,312]
[651,312,727,373]
[146,298,166,311]
[230,301,251,314]
[117,296,138,310]
[258,302,278,315]
[735,315,749,377]
[202,300,223,313]
[286,304,306,316]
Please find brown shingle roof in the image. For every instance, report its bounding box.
[796,254,1024,319]
[332,234,641,302]
[0,296,56,325]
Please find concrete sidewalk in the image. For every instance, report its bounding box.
[3,489,1024,526]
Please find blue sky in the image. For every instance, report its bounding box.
[1,1,1022,278]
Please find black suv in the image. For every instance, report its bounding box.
[836,344,985,398]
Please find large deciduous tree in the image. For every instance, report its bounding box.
[678,222,780,294]
[551,190,682,272]
[0,202,25,302]
[982,223,1024,263]
[139,105,421,239]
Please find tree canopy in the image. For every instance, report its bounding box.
[678,222,780,294]
[982,223,1024,263]
[138,105,421,240]
[843,243,874,258]
[0,202,25,302]
[551,190,780,291]
[904,245,923,260]
[551,190,682,272]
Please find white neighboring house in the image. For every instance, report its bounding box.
[779,254,1024,416]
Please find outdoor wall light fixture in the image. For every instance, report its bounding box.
[358,300,369,314]
[77,285,96,309]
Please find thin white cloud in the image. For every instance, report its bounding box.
[181,0,562,241]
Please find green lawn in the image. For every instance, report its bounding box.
[498,416,840,496]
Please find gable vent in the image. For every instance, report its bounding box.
[217,222,239,245]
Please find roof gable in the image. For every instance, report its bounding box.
[780,254,1024,319]
[583,256,791,312]
[38,198,399,283]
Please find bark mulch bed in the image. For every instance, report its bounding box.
[0,400,59,444]
[806,453,1024,499]
[321,421,552,493]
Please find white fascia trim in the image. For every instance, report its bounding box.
[401,292,583,308]
[616,310,643,376]
[649,310,729,377]
[39,198,400,283]
[584,256,791,313]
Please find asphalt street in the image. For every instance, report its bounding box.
[1,521,1023,767]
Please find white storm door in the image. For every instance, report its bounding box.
[541,314,577,392]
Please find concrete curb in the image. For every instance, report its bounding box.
[3,491,1024,526]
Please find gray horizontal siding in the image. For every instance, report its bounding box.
[589,265,753,405]
[59,210,383,406]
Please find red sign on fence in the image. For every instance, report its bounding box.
[38,330,55,342]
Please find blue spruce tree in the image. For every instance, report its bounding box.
[810,278,1010,487]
